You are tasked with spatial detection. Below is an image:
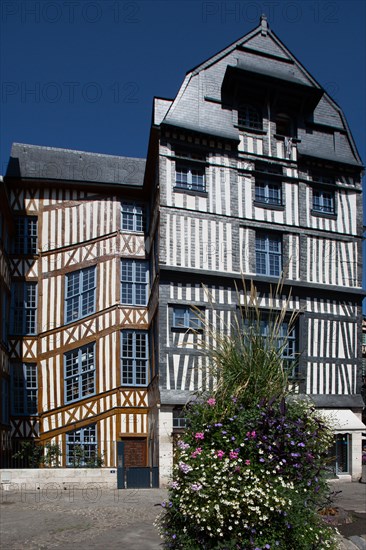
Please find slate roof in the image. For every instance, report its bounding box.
[6,143,146,187]
[161,16,363,168]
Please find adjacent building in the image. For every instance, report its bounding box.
[1,17,364,480]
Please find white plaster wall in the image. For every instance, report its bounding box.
[158,407,173,486]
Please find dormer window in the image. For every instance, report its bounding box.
[238,104,262,130]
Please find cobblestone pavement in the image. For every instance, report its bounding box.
[0,482,365,549]
[0,486,167,549]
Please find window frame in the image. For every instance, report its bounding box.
[172,306,203,331]
[120,330,149,387]
[65,266,96,324]
[175,163,206,193]
[255,179,282,207]
[64,343,96,404]
[121,259,149,306]
[255,233,282,277]
[10,281,37,335]
[11,363,38,416]
[121,202,146,233]
[66,424,98,467]
[13,216,38,255]
[237,104,263,131]
[312,189,335,215]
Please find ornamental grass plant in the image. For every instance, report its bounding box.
[157,281,338,549]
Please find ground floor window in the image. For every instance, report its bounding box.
[66,424,98,466]
[329,433,350,475]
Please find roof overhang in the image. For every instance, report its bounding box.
[222,64,323,112]
[318,409,366,433]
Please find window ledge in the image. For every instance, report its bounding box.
[171,327,203,333]
[310,209,337,219]
[254,201,284,211]
[234,124,266,135]
[174,186,208,197]
[274,134,301,143]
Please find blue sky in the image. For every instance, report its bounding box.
[0,0,365,301]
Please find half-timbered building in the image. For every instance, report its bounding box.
[3,144,159,471]
[147,15,365,482]
[0,177,13,466]
[1,16,364,483]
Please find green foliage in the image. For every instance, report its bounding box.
[13,441,104,468]
[13,441,62,467]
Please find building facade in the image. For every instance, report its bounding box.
[0,17,364,480]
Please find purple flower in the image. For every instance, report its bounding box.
[215,423,223,428]
[179,461,192,474]
[222,430,227,435]
[177,440,190,450]
[190,482,203,492]
[298,442,305,447]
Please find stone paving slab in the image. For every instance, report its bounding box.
[1,482,365,549]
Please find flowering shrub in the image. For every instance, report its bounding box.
[157,397,338,549]
[157,284,339,548]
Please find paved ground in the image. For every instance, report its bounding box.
[0,481,365,549]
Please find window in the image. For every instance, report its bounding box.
[312,174,334,185]
[172,306,203,330]
[11,282,37,335]
[259,317,297,375]
[175,165,205,192]
[1,292,9,344]
[121,202,145,232]
[173,408,187,429]
[238,104,262,130]
[121,331,148,386]
[312,190,335,214]
[275,114,294,137]
[65,267,96,323]
[1,378,9,424]
[11,364,38,415]
[255,180,282,206]
[255,233,282,277]
[121,259,149,305]
[66,424,98,466]
[13,216,38,254]
[64,344,95,403]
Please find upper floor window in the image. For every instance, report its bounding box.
[175,165,206,192]
[64,343,95,403]
[121,330,148,386]
[312,189,335,215]
[259,316,297,377]
[238,104,262,130]
[275,114,294,137]
[66,424,98,467]
[11,363,38,415]
[255,233,282,277]
[173,407,187,429]
[172,306,203,331]
[13,216,38,255]
[11,282,37,335]
[312,174,335,185]
[1,378,9,424]
[121,259,149,306]
[65,267,96,323]
[255,180,282,206]
[121,202,145,232]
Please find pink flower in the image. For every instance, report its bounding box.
[191,447,202,458]
[195,432,205,440]
[216,450,225,459]
[245,459,251,466]
[229,451,239,460]
[207,397,216,406]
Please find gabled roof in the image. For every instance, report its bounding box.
[6,143,146,187]
[161,16,363,168]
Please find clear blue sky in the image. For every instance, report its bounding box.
[0,0,365,302]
